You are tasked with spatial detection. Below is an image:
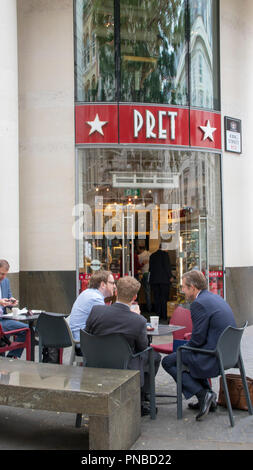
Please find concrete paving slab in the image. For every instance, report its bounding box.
[0,407,89,450]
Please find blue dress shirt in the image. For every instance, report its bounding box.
[69,288,105,341]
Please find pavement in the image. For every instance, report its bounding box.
[132,324,253,451]
[0,325,253,451]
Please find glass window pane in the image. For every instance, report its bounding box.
[120,0,188,105]
[76,148,224,302]
[190,0,220,110]
[75,0,115,102]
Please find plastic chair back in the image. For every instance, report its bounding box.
[63,317,83,365]
[36,312,72,348]
[80,330,133,369]
[170,306,192,340]
[216,322,247,370]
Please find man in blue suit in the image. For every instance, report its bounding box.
[162,270,236,421]
[0,259,27,358]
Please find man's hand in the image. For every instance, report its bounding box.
[0,298,11,307]
[5,298,19,307]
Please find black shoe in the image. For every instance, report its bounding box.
[188,394,217,412]
[196,391,217,421]
[141,404,158,417]
[143,393,150,402]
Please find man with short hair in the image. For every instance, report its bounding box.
[69,270,116,345]
[0,259,27,358]
[162,270,236,421]
[85,276,161,416]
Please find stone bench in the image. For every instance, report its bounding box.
[0,358,140,450]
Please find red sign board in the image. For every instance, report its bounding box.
[209,271,223,278]
[75,104,118,144]
[119,104,189,146]
[75,104,221,151]
[79,273,120,280]
[190,109,222,150]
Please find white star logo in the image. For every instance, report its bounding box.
[199,120,216,142]
[86,114,108,136]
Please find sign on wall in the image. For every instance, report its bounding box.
[224,116,242,154]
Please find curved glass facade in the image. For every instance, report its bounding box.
[74,0,223,304]
[75,0,220,110]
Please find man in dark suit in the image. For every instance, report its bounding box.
[162,270,236,421]
[85,276,161,416]
[0,259,27,358]
[149,244,173,321]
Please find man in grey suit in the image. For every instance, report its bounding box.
[0,259,27,358]
[85,276,161,416]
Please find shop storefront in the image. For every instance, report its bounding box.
[74,0,223,311]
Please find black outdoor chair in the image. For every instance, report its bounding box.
[35,312,73,363]
[176,322,253,426]
[75,330,156,427]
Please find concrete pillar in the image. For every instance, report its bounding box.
[0,0,19,273]
[17,0,75,313]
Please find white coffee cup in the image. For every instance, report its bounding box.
[12,308,19,318]
[150,316,159,329]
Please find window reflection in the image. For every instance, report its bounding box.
[75,0,115,102]
[190,0,220,109]
[120,0,188,105]
[74,0,220,110]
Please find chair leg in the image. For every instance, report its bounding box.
[155,393,177,399]
[59,348,63,364]
[238,354,253,415]
[38,339,42,362]
[25,329,31,361]
[219,361,234,427]
[75,413,82,428]
[148,348,156,419]
[176,348,183,419]
[69,344,76,365]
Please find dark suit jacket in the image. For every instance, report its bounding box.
[0,278,12,314]
[85,302,149,385]
[86,302,148,353]
[149,249,172,284]
[182,289,237,379]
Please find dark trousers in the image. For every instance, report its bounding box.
[152,283,170,320]
[141,273,152,314]
[162,352,211,399]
